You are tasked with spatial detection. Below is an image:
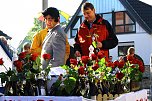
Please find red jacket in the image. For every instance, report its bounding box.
[74,14,118,60]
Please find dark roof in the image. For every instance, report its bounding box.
[0,40,13,61]
[64,0,87,33]
[119,0,152,34]
[0,30,12,40]
[0,30,13,60]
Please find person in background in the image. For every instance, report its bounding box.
[23,42,31,54]
[74,2,118,61]
[0,36,7,45]
[108,56,113,62]
[40,7,66,68]
[30,10,70,65]
[66,46,75,66]
[125,47,144,65]
[118,56,124,61]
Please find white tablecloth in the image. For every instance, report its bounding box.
[114,89,148,101]
[0,89,148,101]
[0,96,95,101]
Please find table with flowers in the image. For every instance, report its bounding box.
[0,49,145,100]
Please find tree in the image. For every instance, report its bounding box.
[17,18,42,53]
[26,18,43,42]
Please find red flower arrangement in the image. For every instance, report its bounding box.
[0,50,144,96]
[0,52,51,96]
[55,50,145,96]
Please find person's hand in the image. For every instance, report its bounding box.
[75,51,81,57]
[97,42,102,48]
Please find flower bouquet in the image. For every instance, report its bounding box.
[0,49,145,98]
[48,50,145,99]
[0,52,51,96]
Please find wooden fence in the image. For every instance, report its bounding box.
[96,94,119,101]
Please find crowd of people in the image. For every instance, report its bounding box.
[21,2,144,68]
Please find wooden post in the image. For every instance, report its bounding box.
[42,0,48,28]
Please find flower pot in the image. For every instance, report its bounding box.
[114,82,125,94]
[89,81,98,96]
[4,81,17,96]
[130,81,141,91]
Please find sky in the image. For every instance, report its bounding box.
[0,0,151,49]
[0,0,81,49]
[140,0,152,5]
[0,0,42,48]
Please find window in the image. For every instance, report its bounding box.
[70,16,82,38]
[118,41,134,57]
[103,13,112,25]
[116,12,124,25]
[115,11,135,33]
[71,29,78,38]
[70,11,135,38]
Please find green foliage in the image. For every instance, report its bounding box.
[0,72,8,84]
[17,18,42,53]
[26,18,42,41]
[55,54,144,96]
[63,77,76,94]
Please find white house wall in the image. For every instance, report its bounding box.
[136,22,147,33]
[112,22,152,65]
[0,46,12,72]
[109,46,118,61]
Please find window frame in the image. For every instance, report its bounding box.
[118,41,135,57]
[114,11,136,34]
[71,28,78,38]
[70,11,136,38]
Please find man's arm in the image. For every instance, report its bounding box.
[64,35,70,63]
[101,20,118,49]
[52,32,66,67]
